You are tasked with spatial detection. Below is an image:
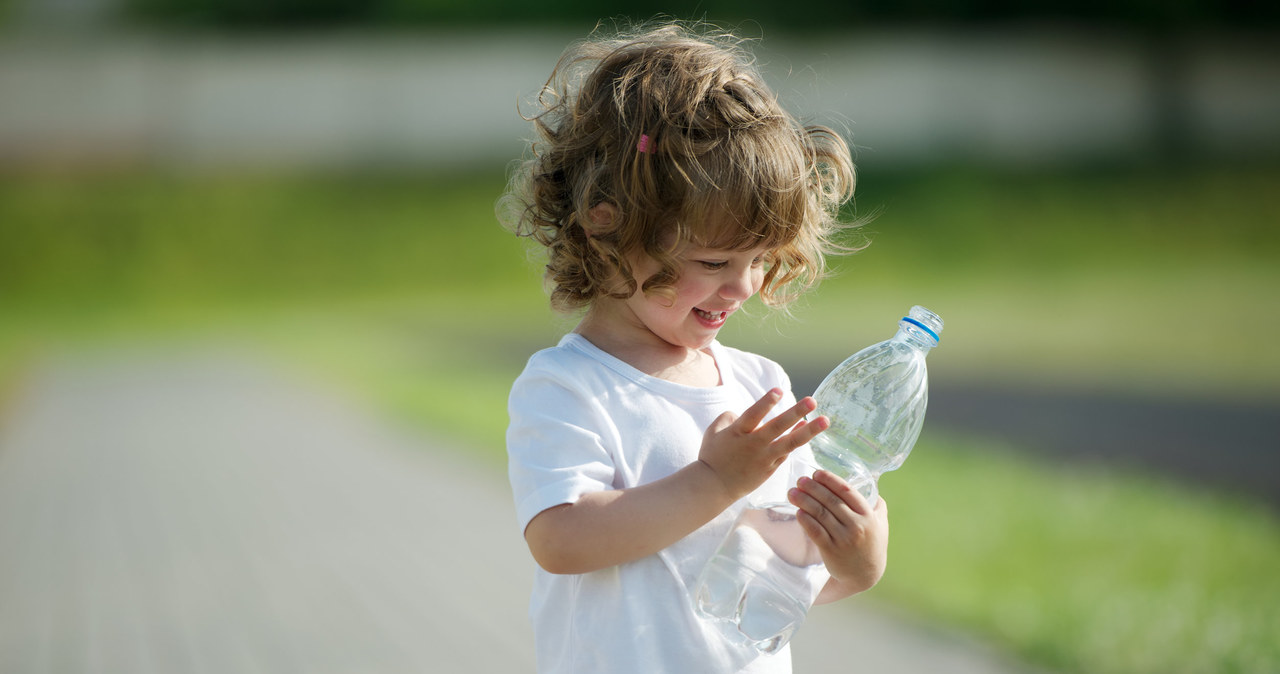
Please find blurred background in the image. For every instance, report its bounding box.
[1,1,1278,673]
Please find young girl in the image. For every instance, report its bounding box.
[501,22,889,673]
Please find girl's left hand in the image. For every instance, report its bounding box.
[787,469,889,594]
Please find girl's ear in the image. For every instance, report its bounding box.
[586,202,618,234]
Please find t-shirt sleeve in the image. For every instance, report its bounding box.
[506,362,617,534]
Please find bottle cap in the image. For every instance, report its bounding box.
[902,306,943,343]
[901,316,939,342]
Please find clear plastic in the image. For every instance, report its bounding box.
[692,306,943,653]
[691,458,830,654]
[808,305,943,505]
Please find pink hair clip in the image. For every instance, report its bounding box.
[637,134,651,154]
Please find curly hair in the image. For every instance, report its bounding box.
[499,21,862,313]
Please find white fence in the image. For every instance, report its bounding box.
[1,27,1277,170]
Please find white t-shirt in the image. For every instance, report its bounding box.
[507,333,806,674]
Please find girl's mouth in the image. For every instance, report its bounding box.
[693,308,729,325]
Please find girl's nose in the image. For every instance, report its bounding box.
[720,267,757,301]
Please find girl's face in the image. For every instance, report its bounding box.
[618,243,770,352]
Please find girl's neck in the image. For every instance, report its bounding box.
[575,311,721,388]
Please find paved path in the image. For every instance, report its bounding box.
[0,348,1040,673]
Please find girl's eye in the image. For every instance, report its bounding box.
[751,256,765,267]
[699,260,728,270]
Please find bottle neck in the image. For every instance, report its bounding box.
[896,319,939,351]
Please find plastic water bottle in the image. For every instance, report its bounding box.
[808,305,944,505]
[692,306,943,653]
[692,462,830,654]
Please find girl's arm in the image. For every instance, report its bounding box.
[524,389,827,575]
[524,460,733,574]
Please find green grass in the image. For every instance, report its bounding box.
[879,435,1280,674]
[2,163,1278,674]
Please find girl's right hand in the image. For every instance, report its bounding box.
[697,388,829,502]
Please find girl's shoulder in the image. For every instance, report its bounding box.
[523,334,594,368]
[518,335,598,380]
[509,336,617,419]
[713,342,792,395]
[515,333,624,393]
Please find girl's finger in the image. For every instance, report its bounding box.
[757,396,817,438]
[811,469,871,515]
[706,410,738,435]
[788,488,834,544]
[795,475,856,529]
[734,388,784,432]
[793,507,831,547]
[779,414,828,450]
